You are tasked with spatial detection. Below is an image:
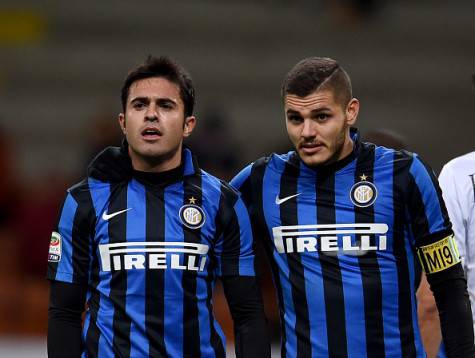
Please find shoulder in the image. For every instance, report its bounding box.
[66,178,91,200]
[362,141,414,162]
[440,152,475,194]
[231,152,294,189]
[441,151,475,177]
[361,141,417,171]
[200,170,239,204]
[67,176,113,200]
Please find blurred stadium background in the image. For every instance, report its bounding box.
[0,0,473,356]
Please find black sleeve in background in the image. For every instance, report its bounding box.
[221,275,271,358]
[427,264,475,358]
[47,280,87,358]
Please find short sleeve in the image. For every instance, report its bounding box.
[214,196,255,277]
[47,188,94,284]
[230,164,252,192]
[407,154,452,245]
[408,155,460,275]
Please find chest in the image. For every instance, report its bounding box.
[91,182,219,272]
[258,173,405,256]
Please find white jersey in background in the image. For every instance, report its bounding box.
[439,151,475,333]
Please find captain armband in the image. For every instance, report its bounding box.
[417,234,461,274]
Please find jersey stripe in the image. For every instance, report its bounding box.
[69,184,95,284]
[262,158,297,357]
[210,188,228,357]
[87,179,112,358]
[355,145,385,358]
[54,193,78,282]
[163,182,185,357]
[234,198,255,276]
[373,149,401,357]
[393,152,417,357]
[335,160,364,357]
[183,174,202,357]
[410,156,447,236]
[109,182,132,357]
[250,159,289,357]
[297,166,328,356]
[67,182,96,355]
[316,168,348,357]
[280,160,311,358]
[200,175,225,357]
[126,180,149,357]
[145,183,167,357]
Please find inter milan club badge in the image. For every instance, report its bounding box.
[350,174,378,208]
[179,196,206,229]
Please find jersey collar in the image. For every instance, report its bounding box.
[88,138,200,182]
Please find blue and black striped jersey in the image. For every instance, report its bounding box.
[231,129,456,358]
[47,145,255,358]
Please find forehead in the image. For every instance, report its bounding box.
[284,89,338,111]
[128,77,181,101]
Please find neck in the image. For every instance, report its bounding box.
[337,134,354,161]
[129,147,182,173]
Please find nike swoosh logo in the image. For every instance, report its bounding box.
[275,193,301,205]
[102,208,132,221]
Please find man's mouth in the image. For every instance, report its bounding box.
[141,127,162,140]
[300,142,324,154]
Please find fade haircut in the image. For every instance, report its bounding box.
[281,57,352,108]
[121,55,195,117]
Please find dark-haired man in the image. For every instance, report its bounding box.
[231,57,475,357]
[47,56,270,357]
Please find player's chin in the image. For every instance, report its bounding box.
[298,151,328,167]
[134,144,165,157]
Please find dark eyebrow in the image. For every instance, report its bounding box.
[156,98,177,106]
[129,97,178,106]
[130,96,149,103]
[310,107,331,115]
[286,109,301,116]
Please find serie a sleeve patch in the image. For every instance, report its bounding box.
[417,235,461,274]
[48,231,62,262]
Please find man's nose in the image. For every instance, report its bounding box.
[145,104,158,121]
[301,119,316,138]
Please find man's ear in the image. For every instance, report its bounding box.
[346,98,359,126]
[118,113,126,134]
[183,116,197,138]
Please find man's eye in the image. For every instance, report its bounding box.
[316,113,329,121]
[288,115,303,123]
[160,103,173,110]
[133,102,146,109]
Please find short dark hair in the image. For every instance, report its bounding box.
[281,57,352,108]
[121,55,195,116]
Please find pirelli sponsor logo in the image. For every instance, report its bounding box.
[272,223,388,255]
[99,242,209,272]
[417,235,461,274]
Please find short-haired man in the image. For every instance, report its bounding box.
[47,56,270,357]
[231,57,475,357]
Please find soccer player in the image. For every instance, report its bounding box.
[231,57,475,357]
[47,56,270,357]
[439,150,475,336]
